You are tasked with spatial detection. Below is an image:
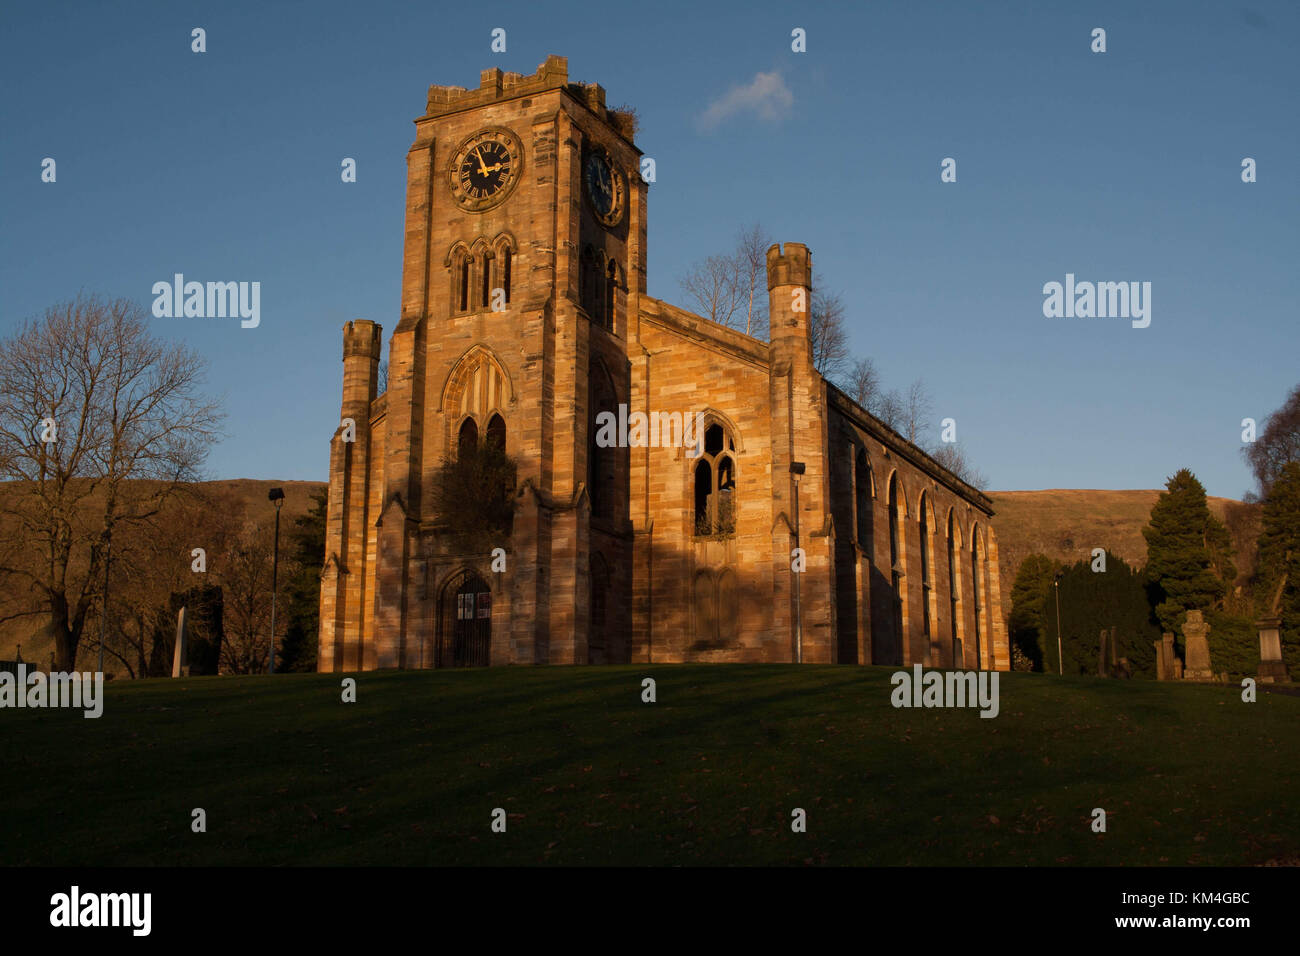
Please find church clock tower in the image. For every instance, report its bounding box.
[321,56,646,671]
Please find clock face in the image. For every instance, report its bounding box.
[449,128,522,212]
[584,149,624,226]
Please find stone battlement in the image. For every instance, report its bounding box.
[423,56,634,142]
[426,55,571,116]
[342,319,382,359]
[766,242,812,290]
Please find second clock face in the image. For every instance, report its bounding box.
[584,149,624,226]
[449,128,522,212]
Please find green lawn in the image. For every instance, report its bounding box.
[3,665,1297,866]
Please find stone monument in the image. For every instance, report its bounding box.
[1182,609,1214,681]
[1154,632,1181,680]
[171,606,188,678]
[1257,564,1290,684]
[1098,626,1118,677]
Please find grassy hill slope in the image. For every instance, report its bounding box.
[2,665,1296,866]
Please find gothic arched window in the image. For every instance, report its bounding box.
[948,510,960,665]
[604,259,617,331]
[479,252,492,311]
[693,422,736,536]
[888,474,901,573]
[580,246,598,318]
[855,448,872,553]
[919,492,932,639]
[486,413,505,450]
[972,528,984,668]
[448,246,471,314]
[501,246,512,305]
[887,473,905,653]
[458,417,478,461]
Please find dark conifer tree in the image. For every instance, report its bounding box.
[277,490,328,673]
[1142,469,1234,633]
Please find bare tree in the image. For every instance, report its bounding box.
[216,515,289,675]
[810,280,850,382]
[679,224,772,339]
[876,388,905,432]
[679,254,745,330]
[734,223,771,339]
[107,486,243,677]
[847,357,882,411]
[930,442,989,490]
[902,379,933,445]
[0,295,224,670]
[1244,382,1300,496]
[843,359,989,488]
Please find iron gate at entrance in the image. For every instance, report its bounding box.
[437,570,492,667]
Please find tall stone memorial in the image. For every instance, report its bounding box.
[1098,627,1118,677]
[1256,618,1289,683]
[171,606,188,678]
[1181,609,1214,681]
[1257,566,1290,683]
[1153,631,1182,680]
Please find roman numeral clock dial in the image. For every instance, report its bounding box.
[448,128,523,212]
[584,147,625,227]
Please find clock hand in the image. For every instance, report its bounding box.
[475,148,490,177]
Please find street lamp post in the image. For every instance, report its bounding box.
[790,462,805,664]
[268,487,285,674]
[98,529,111,675]
[1053,570,1064,675]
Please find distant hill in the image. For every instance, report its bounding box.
[988,489,1248,617]
[3,480,1252,664]
[188,479,327,521]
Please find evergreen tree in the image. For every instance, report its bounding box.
[1008,553,1057,671]
[1256,461,1300,665]
[1142,469,1233,633]
[430,441,518,551]
[277,490,328,673]
[1039,552,1159,677]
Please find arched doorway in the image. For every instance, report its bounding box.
[438,569,492,667]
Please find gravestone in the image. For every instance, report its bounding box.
[1256,617,1289,684]
[1182,609,1213,681]
[1256,564,1289,684]
[1115,657,1132,679]
[151,585,223,677]
[1154,632,1177,680]
[171,606,189,678]
[1098,627,1118,677]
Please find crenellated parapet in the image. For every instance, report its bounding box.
[422,56,635,143]
[426,55,570,116]
[766,242,812,291]
[343,318,383,360]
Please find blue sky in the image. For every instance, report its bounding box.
[2,0,1296,499]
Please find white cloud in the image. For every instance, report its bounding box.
[697,71,794,131]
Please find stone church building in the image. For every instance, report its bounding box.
[318,56,1007,672]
